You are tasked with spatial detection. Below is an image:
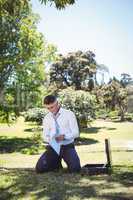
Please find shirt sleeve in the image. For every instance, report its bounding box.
[42,117,50,143]
[65,111,79,140]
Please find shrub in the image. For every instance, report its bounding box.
[124,113,133,121]
[108,110,119,120]
[58,88,96,128]
[23,108,47,125]
[95,109,108,119]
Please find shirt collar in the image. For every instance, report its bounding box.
[57,107,63,114]
[50,106,63,117]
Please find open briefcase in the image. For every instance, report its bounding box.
[81,139,112,175]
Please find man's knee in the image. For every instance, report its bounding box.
[35,149,61,173]
[35,153,49,173]
[35,160,48,173]
[35,165,44,173]
[65,148,81,173]
[35,162,61,173]
[69,164,81,173]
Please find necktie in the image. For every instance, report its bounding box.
[49,113,61,155]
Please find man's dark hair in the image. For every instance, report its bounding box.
[43,95,57,105]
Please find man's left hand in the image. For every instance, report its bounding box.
[55,134,65,142]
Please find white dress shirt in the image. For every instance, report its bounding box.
[43,107,79,145]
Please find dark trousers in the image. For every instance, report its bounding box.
[35,143,81,173]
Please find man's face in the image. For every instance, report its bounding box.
[45,101,59,114]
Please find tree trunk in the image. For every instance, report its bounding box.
[0,86,5,105]
[120,107,125,121]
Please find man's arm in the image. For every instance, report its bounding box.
[42,117,50,143]
[64,111,79,140]
[55,134,65,142]
[55,111,79,142]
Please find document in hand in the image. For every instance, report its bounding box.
[49,138,61,155]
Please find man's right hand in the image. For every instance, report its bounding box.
[55,134,65,142]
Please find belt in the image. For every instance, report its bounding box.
[61,143,74,149]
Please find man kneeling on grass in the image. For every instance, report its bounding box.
[35,95,81,173]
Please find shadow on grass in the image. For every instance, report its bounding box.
[0,135,98,153]
[24,127,42,132]
[81,126,106,134]
[0,166,133,200]
[111,165,133,187]
[106,128,116,130]
[0,168,96,200]
[81,126,116,134]
[75,137,98,146]
[111,119,130,123]
[24,128,34,132]
[0,136,41,153]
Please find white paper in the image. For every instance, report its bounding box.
[49,138,61,155]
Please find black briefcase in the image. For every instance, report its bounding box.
[81,139,112,176]
[81,163,111,175]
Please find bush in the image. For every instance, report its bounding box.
[0,104,16,124]
[20,132,45,155]
[96,109,108,119]
[58,88,96,128]
[23,108,48,125]
[21,147,39,155]
[108,110,119,120]
[124,113,133,121]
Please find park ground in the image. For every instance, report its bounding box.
[0,118,133,200]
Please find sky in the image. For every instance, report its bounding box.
[31,0,133,79]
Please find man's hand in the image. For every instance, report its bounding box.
[55,134,65,142]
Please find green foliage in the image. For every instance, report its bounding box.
[120,73,132,87]
[0,2,31,89]
[96,109,120,120]
[0,0,75,17]
[0,4,44,97]
[23,108,47,125]
[107,110,119,120]
[50,50,96,91]
[0,104,17,123]
[21,132,43,155]
[101,80,128,121]
[123,113,133,121]
[39,0,75,9]
[58,88,96,128]
[0,0,29,16]
[95,109,108,119]
[0,1,57,120]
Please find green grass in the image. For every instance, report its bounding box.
[0,117,133,199]
[0,166,133,200]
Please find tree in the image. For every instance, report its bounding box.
[50,50,97,91]
[0,0,75,16]
[0,0,70,96]
[58,87,96,128]
[39,0,75,9]
[0,3,57,121]
[101,79,128,121]
[120,73,132,87]
[0,3,33,95]
[0,1,27,13]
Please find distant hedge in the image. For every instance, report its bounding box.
[23,108,47,125]
[58,88,96,128]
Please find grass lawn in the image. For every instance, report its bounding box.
[0,117,133,200]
